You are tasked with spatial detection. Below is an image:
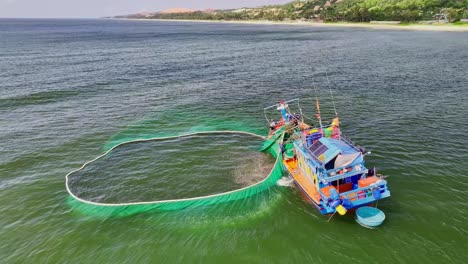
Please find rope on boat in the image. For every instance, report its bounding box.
[325,70,338,117]
[318,49,338,117]
[65,130,283,215]
[300,112,318,123]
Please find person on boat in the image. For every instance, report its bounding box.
[291,113,301,126]
[269,119,276,131]
[276,100,289,120]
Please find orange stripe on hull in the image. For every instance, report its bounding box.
[283,160,321,204]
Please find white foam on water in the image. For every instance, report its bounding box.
[276,177,294,187]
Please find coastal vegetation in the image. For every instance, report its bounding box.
[122,0,468,23]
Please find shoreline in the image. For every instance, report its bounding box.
[116,18,468,32]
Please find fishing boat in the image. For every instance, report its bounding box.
[264,98,390,223]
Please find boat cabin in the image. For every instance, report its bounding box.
[291,127,390,214]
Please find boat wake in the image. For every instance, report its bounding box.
[276,177,294,187]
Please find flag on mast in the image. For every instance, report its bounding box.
[315,98,321,119]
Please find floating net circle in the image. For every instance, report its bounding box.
[69,132,273,203]
[65,130,284,217]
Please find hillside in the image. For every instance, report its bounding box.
[120,0,468,23]
[159,8,196,14]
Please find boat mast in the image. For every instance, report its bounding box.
[325,70,338,117]
[319,49,338,118]
[313,84,323,132]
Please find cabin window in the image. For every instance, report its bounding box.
[324,156,337,171]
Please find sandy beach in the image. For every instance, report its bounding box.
[120,18,468,32]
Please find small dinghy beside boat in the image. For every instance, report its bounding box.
[355,206,386,228]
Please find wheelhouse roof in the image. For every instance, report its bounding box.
[307,137,360,165]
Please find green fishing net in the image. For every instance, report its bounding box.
[66,130,284,217]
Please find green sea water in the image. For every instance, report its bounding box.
[0,19,467,263]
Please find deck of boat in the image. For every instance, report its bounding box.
[283,159,322,204]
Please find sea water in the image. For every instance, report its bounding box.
[0,18,467,263]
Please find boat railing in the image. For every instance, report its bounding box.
[263,98,300,110]
[339,135,362,152]
[322,162,366,182]
[263,98,300,125]
[302,125,359,153]
[318,181,389,205]
[322,171,367,183]
[302,128,360,151]
[341,182,388,202]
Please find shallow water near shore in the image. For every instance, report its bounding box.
[0,18,467,263]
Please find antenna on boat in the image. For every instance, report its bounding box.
[297,98,305,124]
[319,49,338,117]
[313,84,324,132]
[325,70,338,117]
